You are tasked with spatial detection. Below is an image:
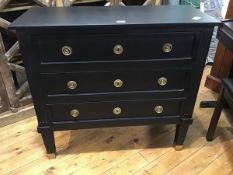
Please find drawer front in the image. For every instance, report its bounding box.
[36,33,195,62]
[48,99,182,121]
[41,69,188,95]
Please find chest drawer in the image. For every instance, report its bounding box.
[36,33,195,63]
[48,98,182,122]
[41,69,189,95]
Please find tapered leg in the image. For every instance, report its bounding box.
[174,120,190,151]
[206,89,226,141]
[38,126,56,158]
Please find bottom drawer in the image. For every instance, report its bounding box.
[47,99,183,122]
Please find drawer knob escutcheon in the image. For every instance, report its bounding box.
[162,43,173,53]
[154,105,163,114]
[113,107,122,115]
[70,109,80,118]
[67,81,78,90]
[158,77,168,86]
[113,44,124,55]
[62,46,72,56]
[114,79,123,88]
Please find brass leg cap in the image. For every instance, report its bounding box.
[174,144,183,151]
[47,153,56,159]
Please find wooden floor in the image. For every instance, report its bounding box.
[1,65,233,175]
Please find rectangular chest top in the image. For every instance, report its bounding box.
[10,6,219,30]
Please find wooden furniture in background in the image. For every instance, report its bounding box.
[205,0,233,93]
[0,1,31,113]
[206,20,233,141]
[0,0,56,114]
[206,78,233,141]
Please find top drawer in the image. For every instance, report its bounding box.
[35,33,196,63]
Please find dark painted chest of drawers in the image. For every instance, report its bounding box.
[10,6,219,157]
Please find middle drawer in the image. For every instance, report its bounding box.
[40,69,189,95]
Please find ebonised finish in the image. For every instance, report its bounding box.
[10,6,219,155]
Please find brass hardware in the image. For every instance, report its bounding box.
[47,153,56,159]
[162,43,173,53]
[113,107,122,115]
[113,44,123,55]
[174,144,183,151]
[62,46,72,56]
[154,105,163,114]
[158,77,168,86]
[114,79,123,88]
[67,81,77,90]
[70,109,80,118]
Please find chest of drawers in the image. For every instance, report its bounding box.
[10,6,219,157]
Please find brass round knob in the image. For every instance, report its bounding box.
[158,77,168,86]
[162,43,173,53]
[114,79,123,88]
[70,109,79,118]
[67,81,77,90]
[154,105,163,114]
[113,107,122,115]
[113,44,123,55]
[62,46,72,56]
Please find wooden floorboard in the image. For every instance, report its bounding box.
[1,65,233,175]
[0,104,35,127]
